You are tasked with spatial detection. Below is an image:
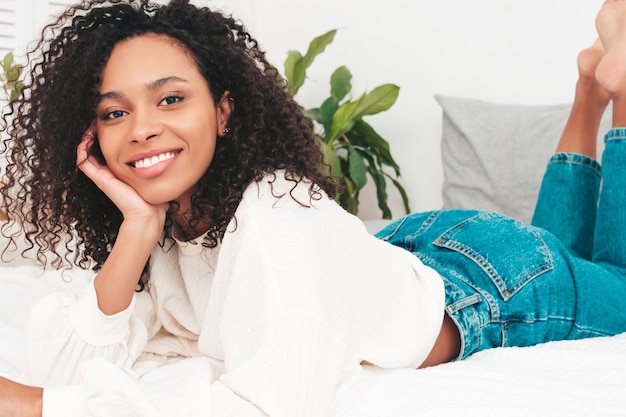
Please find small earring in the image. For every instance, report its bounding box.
[222,127,231,135]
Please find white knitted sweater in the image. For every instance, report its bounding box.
[23,171,445,417]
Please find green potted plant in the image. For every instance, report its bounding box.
[283,29,410,219]
[0,52,23,102]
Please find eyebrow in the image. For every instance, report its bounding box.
[96,76,189,105]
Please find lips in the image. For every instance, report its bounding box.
[125,148,183,180]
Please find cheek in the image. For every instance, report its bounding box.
[95,135,112,163]
[95,132,123,172]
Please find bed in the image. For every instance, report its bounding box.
[1,95,625,416]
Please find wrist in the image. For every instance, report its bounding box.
[94,217,161,315]
[120,215,164,244]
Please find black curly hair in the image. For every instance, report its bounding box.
[0,0,337,283]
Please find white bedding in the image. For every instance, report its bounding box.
[333,335,626,416]
[1,264,625,416]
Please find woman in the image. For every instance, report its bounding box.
[1,0,625,416]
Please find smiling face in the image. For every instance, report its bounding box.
[95,33,231,211]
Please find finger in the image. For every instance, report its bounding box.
[77,124,96,167]
[76,141,93,168]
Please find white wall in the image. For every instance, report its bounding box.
[11,0,605,219]
[215,0,603,219]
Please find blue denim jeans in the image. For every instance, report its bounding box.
[376,129,626,360]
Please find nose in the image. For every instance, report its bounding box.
[130,107,163,143]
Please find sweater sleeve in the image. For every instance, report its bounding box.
[22,277,154,387]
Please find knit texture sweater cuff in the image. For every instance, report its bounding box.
[68,279,135,346]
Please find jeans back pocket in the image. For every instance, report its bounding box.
[433,212,554,300]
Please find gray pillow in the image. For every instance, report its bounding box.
[435,94,610,223]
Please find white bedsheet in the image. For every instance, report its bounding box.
[1,265,625,416]
[333,334,626,416]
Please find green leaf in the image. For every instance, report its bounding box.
[368,168,392,219]
[283,50,303,95]
[386,174,411,214]
[348,120,401,175]
[284,30,337,96]
[303,107,322,124]
[318,137,343,179]
[2,52,13,72]
[302,30,337,67]
[6,66,19,82]
[351,145,410,216]
[352,84,399,117]
[326,100,358,143]
[339,177,359,215]
[330,66,351,102]
[319,96,339,134]
[327,84,399,143]
[348,146,368,191]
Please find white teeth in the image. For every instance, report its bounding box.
[134,152,176,168]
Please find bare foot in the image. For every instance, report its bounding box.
[577,39,611,106]
[595,0,626,96]
[579,39,604,78]
[555,40,610,158]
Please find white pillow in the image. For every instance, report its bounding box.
[435,94,610,223]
